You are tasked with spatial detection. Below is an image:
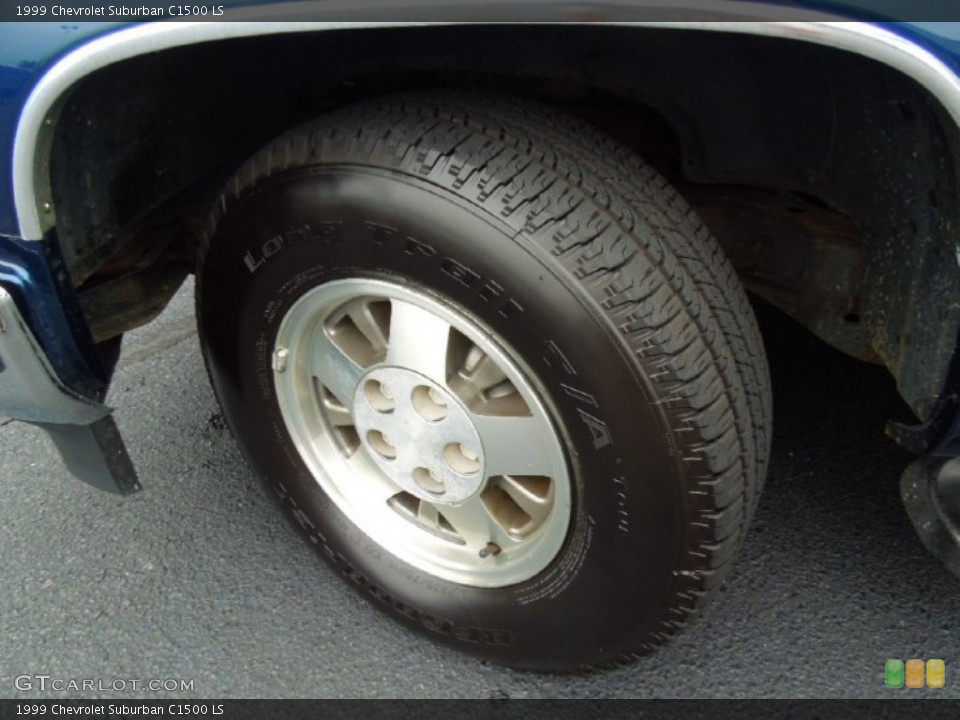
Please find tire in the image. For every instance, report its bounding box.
[196,92,772,671]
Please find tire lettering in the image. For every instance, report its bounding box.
[363,220,523,319]
[542,341,576,376]
[576,408,612,449]
[440,257,480,287]
[496,298,523,319]
[363,221,435,257]
[612,475,630,536]
[291,507,314,532]
[482,629,512,646]
[254,335,271,399]
[421,615,454,634]
[395,601,420,621]
[544,344,615,449]
[244,222,343,273]
[478,280,503,302]
[560,383,597,407]
[364,221,397,245]
[515,517,593,604]
[244,235,285,273]
[406,237,437,258]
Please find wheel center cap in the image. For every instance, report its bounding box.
[353,367,486,504]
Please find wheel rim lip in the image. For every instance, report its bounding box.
[272,277,572,587]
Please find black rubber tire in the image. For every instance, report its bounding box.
[196,92,772,671]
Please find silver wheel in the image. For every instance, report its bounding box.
[272,279,571,587]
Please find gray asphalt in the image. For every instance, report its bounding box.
[2,279,959,699]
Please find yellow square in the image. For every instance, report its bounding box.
[905,659,925,688]
[927,659,945,688]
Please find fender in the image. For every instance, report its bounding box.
[5,11,960,392]
[7,13,960,242]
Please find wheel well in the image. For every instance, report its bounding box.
[46,24,960,421]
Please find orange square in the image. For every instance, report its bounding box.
[905,659,925,688]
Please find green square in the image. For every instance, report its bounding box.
[886,659,905,688]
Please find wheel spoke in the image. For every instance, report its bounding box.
[385,299,451,383]
[497,475,552,526]
[464,351,509,393]
[474,415,556,478]
[311,327,365,406]
[323,398,355,428]
[417,500,441,530]
[345,300,389,353]
[440,496,514,550]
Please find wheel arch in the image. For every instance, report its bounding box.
[16,20,960,242]
[16,18,960,432]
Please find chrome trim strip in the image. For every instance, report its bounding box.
[12,19,960,241]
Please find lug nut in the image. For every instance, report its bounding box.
[413,467,446,495]
[412,385,448,422]
[443,442,481,475]
[367,430,397,460]
[364,379,395,412]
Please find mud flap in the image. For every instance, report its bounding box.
[38,416,141,495]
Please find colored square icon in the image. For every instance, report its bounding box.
[885,659,904,688]
[927,659,946,688]
[905,659,925,688]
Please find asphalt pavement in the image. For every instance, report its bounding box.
[2,279,959,699]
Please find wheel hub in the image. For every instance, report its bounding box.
[353,366,486,505]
